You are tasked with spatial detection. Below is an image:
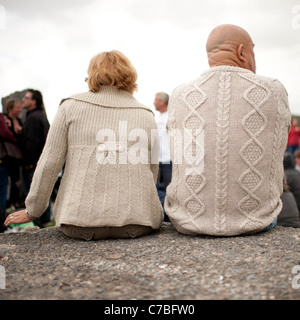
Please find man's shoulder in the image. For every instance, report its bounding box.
[26,109,49,125]
[236,72,288,97]
[241,71,280,84]
[28,108,47,117]
[170,69,224,100]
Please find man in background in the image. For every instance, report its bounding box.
[154,92,172,221]
[21,89,51,226]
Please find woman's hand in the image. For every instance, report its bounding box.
[4,209,33,227]
[4,116,11,127]
[14,123,22,134]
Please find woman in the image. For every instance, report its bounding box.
[0,113,18,232]
[5,50,163,239]
[5,100,23,138]
[5,100,23,210]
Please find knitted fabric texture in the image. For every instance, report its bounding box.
[165,66,291,236]
[25,86,163,229]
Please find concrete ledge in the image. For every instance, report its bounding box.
[0,223,300,300]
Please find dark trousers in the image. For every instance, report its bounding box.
[287,145,299,155]
[157,162,172,222]
[158,162,172,186]
[8,163,23,208]
[0,164,9,232]
[0,206,6,233]
[0,164,8,214]
[22,166,51,225]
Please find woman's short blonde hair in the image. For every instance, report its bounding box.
[87,50,138,94]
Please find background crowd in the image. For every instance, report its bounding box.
[0,90,62,232]
[281,119,300,228]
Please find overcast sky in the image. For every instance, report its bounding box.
[1,0,300,123]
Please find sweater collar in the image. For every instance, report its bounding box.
[61,86,153,114]
[204,65,254,74]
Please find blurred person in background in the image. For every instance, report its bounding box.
[277,174,300,228]
[283,152,300,212]
[294,149,300,172]
[5,99,24,211]
[287,117,300,154]
[154,92,171,222]
[5,99,23,138]
[0,112,18,232]
[20,89,51,227]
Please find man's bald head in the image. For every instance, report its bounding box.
[206,24,256,73]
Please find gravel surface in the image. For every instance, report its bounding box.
[0,223,300,300]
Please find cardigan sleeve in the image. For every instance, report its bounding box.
[25,103,69,218]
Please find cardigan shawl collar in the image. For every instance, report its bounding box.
[60,86,153,114]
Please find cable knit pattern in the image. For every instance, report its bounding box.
[25,86,163,229]
[182,78,208,229]
[237,73,269,231]
[214,72,231,234]
[165,66,291,236]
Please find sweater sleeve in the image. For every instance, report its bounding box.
[273,79,291,132]
[25,103,68,218]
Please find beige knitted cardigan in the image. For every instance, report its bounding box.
[165,66,291,236]
[25,86,163,229]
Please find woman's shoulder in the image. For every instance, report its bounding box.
[60,89,154,115]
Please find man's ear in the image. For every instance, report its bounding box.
[237,43,247,62]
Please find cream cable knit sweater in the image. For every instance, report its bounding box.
[25,86,163,229]
[165,66,291,236]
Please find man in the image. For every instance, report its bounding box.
[21,89,51,226]
[165,24,291,236]
[154,92,172,221]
